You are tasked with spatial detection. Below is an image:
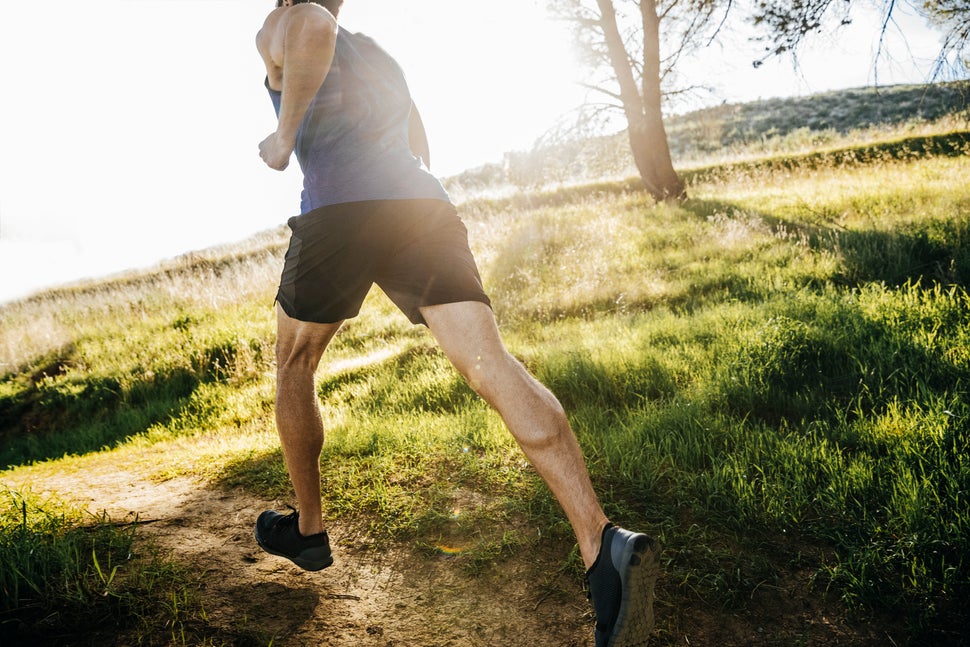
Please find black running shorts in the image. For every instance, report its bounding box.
[276,199,492,326]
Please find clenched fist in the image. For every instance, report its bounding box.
[259,132,296,171]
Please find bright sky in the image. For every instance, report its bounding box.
[0,0,945,304]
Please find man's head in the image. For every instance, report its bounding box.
[276,0,343,17]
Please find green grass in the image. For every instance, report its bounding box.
[1,127,969,643]
[0,489,267,645]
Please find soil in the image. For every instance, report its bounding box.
[6,454,910,647]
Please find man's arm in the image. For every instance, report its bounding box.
[408,102,431,171]
[256,4,337,171]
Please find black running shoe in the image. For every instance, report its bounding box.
[254,508,334,571]
[586,524,660,647]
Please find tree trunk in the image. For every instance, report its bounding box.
[636,0,686,201]
[596,0,686,202]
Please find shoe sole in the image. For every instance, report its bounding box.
[608,533,660,647]
[254,527,334,572]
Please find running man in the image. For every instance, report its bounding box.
[251,1,660,644]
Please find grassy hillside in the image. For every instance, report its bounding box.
[665,80,970,153]
[2,121,970,643]
[446,80,970,196]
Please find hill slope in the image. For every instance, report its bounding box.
[3,121,970,645]
[445,80,970,195]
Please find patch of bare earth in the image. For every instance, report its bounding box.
[10,462,591,646]
[7,456,908,646]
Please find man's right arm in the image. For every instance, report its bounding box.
[256,4,337,171]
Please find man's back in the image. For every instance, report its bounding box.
[259,4,448,213]
[267,29,448,212]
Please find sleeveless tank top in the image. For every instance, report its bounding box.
[266,29,451,213]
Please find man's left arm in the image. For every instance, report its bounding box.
[408,101,431,171]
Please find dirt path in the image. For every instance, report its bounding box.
[6,445,908,646]
[10,460,593,646]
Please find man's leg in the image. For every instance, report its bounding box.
[274,304,343,537]
[419,300,609,569]
[421,301,660,645]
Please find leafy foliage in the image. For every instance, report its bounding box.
[751,0,970,74]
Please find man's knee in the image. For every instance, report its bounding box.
[473,360,569,444]
[275,310,341,376]
[517,397,570,451]
[276,339,321,378]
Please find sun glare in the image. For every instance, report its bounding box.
[0,0,946,304]
[339,0,585,176]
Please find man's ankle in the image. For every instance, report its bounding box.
[298,515,325,537]
[583,520,613,571]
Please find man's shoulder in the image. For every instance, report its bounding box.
[341,31,397,61]
[258,6,286,35]
[260,4,336,41]
[284,3,338,31]
[340,30,375,47]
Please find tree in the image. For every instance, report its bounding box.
[750,0,970,77]
[553,0,966,203]
[915,1,970,74]
[551,0,731,202]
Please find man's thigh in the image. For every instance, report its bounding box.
[419,301,506,373]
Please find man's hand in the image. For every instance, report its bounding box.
[259,131,296,171]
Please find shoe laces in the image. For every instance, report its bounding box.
[277,505,300,528]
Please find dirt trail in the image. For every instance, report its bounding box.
[13,464,593,646]
[6,449,907,646]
